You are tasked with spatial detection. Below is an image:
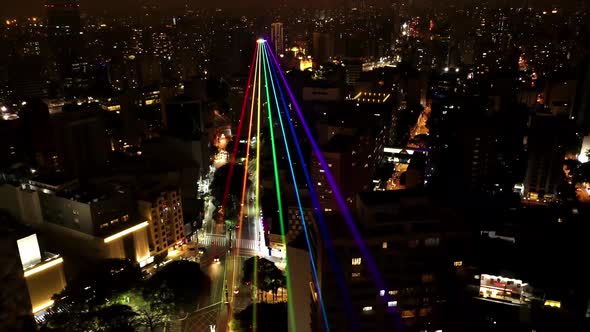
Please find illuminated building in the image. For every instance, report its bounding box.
[137,188,186,259]
[311,190,468,331]
[351,91,392,104]
[0,214,66,329]
[479,274,532,304]
[311,134,374,212]
[271,22,285,57]
[300,57,313,71]
[1,179,153,266]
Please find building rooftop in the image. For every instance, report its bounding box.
[29,173,78,191]
[55,184,129,205]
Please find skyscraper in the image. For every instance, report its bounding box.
[523,115,571,200]
[45,0,81,38]
[271,22,284,56]
[45,0,82,84]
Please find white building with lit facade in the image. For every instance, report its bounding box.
[0,214,66,330]
[0,180,152,268]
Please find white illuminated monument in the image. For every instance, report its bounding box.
[17,234,42,269]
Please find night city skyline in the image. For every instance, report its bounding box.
[1,0,590,331]
[1,0,581,16]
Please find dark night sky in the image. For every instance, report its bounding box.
[0,0,578,17]
[0,0,314,17]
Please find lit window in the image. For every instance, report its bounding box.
[401,310,415,318]
[425,237,440,247]
[352,272,360,278]
[317,182,322,186]
[379,290,385,296]
[362,306,373,312]
[389,290,398,295]
[122,215,129,222]
[454,261,463,267]
[382,241,388,249]
[352,257,362,265]
[388,301,397,307]
[544,300,561,308]
[110,218,119,225]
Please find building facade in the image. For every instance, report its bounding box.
[311,190,468,332]
[137,188,185,258]
[271,22,285,57]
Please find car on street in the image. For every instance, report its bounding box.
[213,257,220,263]
[198,247,206,255]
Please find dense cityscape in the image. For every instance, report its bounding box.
[1,0,590,331]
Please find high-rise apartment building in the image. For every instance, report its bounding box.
[45,0,82,85]
[137,188,185,259]
[46,0,81,37]
[271,22,285,56]
[310,190,468,332]
[523,115,571,200]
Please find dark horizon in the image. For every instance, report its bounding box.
[0,0,581,18]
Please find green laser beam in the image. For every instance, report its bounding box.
[261,43,297,332]
[262,43,331,331]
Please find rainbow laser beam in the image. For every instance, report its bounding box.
[262,44,329,331]
[229,43,260,323]
[253,39,263,331]
[263,42,356,327]
[265,44,385,290]
[261,45,297,332]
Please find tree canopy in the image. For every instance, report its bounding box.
[144,260,211,313]
[210,162,250,205]
[43,259,210,332]
[52,258,143,311]
[242,257,286,302]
